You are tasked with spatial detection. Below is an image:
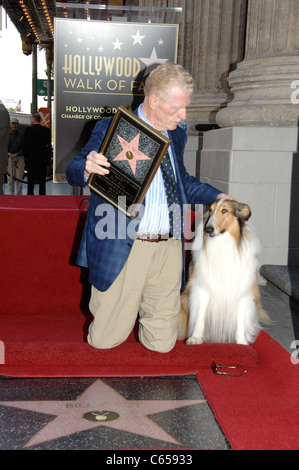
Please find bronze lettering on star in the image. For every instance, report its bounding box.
[88,106,171,218]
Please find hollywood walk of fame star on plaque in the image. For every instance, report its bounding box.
[88,106,171,218]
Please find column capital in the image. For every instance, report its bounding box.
[217,0,299,127]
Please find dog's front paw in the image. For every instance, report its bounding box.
[186,336,203,345]
[236,333,250,345]
[236,338,250,345]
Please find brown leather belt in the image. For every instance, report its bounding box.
[136,233,173,242]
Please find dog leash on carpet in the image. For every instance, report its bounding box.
[212,361,247,376]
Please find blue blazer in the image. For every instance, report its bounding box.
[66,112,221,292]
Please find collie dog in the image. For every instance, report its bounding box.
[178,199,270,345]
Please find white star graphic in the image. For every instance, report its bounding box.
[131,30,146,46]
[0,380,205,448]
[77,37,82,43]
[139,47,169,76]
[112,38,123,50]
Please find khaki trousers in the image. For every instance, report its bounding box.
[8,156,25,195]
[87,237,182,353]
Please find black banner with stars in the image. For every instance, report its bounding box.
[53,18,178,183]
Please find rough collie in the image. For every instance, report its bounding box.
[178,199,270,345]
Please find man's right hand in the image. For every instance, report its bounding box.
[84,150,110,179]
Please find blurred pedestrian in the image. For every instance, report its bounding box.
[8,117,24,195]
[23,113,51,195]
[0,100,10,194]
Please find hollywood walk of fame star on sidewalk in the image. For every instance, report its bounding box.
[0,379,205,449]
[113,133,151,176]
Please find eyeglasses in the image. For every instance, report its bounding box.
[212,361,247,376]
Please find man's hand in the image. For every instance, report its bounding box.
[11,153,18,164]
[84,151,110,179]
[216,193,235,201]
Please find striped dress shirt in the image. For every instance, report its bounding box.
[137,104,177,234]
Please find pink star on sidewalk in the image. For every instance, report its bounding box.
[0,379,205,448]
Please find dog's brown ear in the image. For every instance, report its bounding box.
[203,204,211,222]
[203,210,210,224]
[235,203,251,221]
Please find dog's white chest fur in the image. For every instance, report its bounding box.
[188,227,261,344]
[198,231,257,296]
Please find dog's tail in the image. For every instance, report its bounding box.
[177,266,197,339]
[177,289,189,340]
[253,280,272,325]
[257,304,272,325]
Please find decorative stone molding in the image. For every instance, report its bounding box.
[182,0,247,128]
[140,0,247,128]
[216,0,299,127]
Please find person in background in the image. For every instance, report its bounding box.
[7,118,24,195]
[0,100,10,195]
[23,113,51,195]
[66,62,233,353]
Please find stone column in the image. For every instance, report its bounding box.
[217,0,299,127]
[201,0,299,266]
[183,0,247,130]
[140,0,247,129]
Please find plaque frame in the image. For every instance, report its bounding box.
[87,106,171,218]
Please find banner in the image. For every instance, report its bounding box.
[53,18,178,182]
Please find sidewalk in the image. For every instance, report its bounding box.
[260,265,299,354]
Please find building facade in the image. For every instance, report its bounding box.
[141,0,299,265]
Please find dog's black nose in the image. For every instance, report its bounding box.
[205,226,214,235]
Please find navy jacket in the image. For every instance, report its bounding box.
[66,112,221,292]
[23,123,51,168]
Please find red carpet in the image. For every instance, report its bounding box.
[0,310,260,377]
[1,317,298,450]
[197,332,299,450]
[1,195,299,449]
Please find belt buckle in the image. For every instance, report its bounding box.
[150,233,160,242]
[137,233,161,242]
[212,361,247,377]
[136,233,172,242]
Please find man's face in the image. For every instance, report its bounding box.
[10,122,19,132]
[150,86,191,131]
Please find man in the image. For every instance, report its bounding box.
[0,100,10,194]
[66,62,232,353]
[23,113,52,195]
[7,118,24,195]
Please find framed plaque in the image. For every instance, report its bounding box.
[87,106,171,218]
